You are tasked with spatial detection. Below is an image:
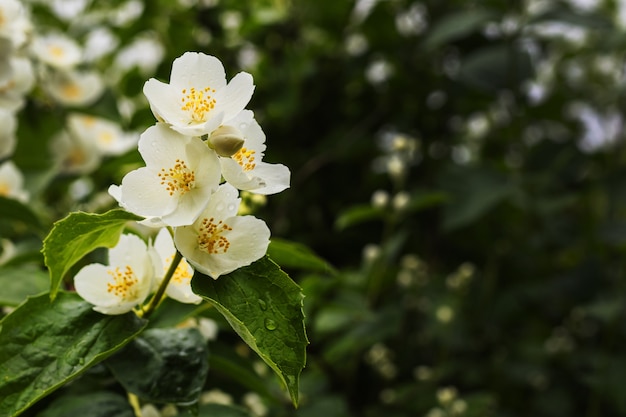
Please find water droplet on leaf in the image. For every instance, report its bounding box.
[264,318,277,331]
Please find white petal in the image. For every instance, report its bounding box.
[143,79,188,127]
[120,167,178,218]
[214,72,254,122]
[74,264,119,306]
[220,157,264,190]
[108,234,149,273]
[204,182,241,219]
[245,162,291,195]
[170,52,227,91]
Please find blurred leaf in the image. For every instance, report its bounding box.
[106,328,209,405]
[209,343,274,398]
[0,196,45,233]
[0,292,147,417]
[42,209,143,300]
[35,392,134,417]
[0,265,49,306]
[335,205,384,231]
[458,44,534,92]
[198,403,253,417]
[439,164,513,231]
[423,9,495,49]
[268,237,336,274]
[192,256,308,406]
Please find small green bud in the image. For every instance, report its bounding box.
[207,125,245,157]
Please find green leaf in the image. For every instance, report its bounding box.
[0,265,49,306]
[42,209,143,300]
[268,238,336,274]
[0,292,147,417]
[106,327,209,405]
[192,256,308,406]
[439,164,513,231]
[198,403,253,417]
[0,196,45,232]
[35,392,134,417]
[423,9,495,49]
[334,205,384,231]
[458,44,534,92]
[209,343,274,398]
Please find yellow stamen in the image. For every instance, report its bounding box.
[49,45,65,57]
[232,147,256,171]
[0,183,9,196]
[158,159,195,196]
[164,255,193,284]
[107,266,138,300]
[180,86,216,123]
[197,217,232,254]
[61,83,81,99]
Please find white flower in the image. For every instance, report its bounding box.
[143,52,254,137]
[152,228,201,304]
[46,69,104,106]
[0,57,35,112]
[31,33,83,69]
[109,123,221,227]
[50,130,101,175]
[0,109,17,159]
[67,113,138,156]
[74,234,155,315]
[174,183,270,279]
[0,0,30,48]
[0,160,28,203]
[217,110,290,195]
[114,33,164,76]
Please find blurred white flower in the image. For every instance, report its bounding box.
[74,234,155,315]
[46,69,105,106]
[50,0,91,21]
[174,183,270,279]
[51,130,101,175]
[83,27,119,62]
[218,110,290,195]
[0,160,28,203]
[31,33,82,69]
[143,52,255,137]
[114,33,164,76]
[0,0,30,47]
[365,58,393,84]
[0,109,16,159]
[109,123,221,227]
[200,389,233,405]
[570,102,623,153]
[152,228,201,304]
[67,113,138,156]
[344,33,368,56]
[395,3,428,36]
[0,56,35,112]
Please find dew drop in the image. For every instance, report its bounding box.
[264,318,277,331]
[239,123,247,130]
[216,203,225,211]
[258,299,267,311]
[227,203,236,212]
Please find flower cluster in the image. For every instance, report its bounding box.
[76,52,290,314]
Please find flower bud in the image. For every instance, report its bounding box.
[207,125,245,157]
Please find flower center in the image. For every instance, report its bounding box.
[62,83,81,99]
[49,45,65,58]
[106,266,138,300]
[158,159,195,196]
[180,86,216,123]
[164,255,193,284]
[197,217,233,254]
[98,132,114,145]
[0,183,9,197]
[233,147,256,171]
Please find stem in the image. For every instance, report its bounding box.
[128,392,142,417]
[140,250,183,320]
